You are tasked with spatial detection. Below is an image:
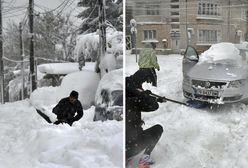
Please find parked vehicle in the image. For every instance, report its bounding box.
[182,42,248,104]
[94,69,123,121]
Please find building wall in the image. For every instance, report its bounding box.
[127,0,248,53]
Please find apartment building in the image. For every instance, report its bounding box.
[126,0,248,53]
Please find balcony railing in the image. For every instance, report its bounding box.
[196,14,223,21]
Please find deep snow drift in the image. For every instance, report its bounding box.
[126,52,248,168]
[0,88,123,168]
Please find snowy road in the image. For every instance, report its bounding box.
[126,52,248,168]
[0,99,122,168]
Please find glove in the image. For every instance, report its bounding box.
[67,118,75,126]
[54,120,63,125]
[143,90,152,95]
[157,97,166,103]
[139,120,145,126]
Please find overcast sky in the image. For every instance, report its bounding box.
[3,0,82,28]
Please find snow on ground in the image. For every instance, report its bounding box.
[126,51,248,168]
[0,74,122,168]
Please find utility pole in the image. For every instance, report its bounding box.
[29,0,36,92]
[98,0,106,77]
[186,0,188,46]
[0,0,4,104]
[19,22,25,100]
[227,0,230,42]
[130,19,137,62]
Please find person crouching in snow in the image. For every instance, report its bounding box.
[138,42,160,87]
[126,69,164,166]
[52,90,83,126]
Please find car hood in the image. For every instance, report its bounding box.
[188,62,247,81]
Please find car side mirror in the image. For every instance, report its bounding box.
[184,46,199,62]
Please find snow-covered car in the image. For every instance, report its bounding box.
[182,42,248,104]
[93,69,123,121]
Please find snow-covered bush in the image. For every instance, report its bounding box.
[74,27,123,73]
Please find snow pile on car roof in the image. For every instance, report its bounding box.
[199,43,242,65]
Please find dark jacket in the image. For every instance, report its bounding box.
[52,97,83,123]
[126,69,159,144]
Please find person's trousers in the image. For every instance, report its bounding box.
[126,124,163,158]
[151,68,157,87]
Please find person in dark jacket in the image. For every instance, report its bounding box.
[126,69,165,166]
[52,90,83,126]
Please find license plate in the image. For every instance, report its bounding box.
[195,89,218,96]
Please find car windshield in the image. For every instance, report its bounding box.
[111,90,123,106]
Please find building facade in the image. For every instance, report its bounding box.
[126,0,248,53]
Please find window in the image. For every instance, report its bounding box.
[146,4,160,15]
[198,1,220,16]
[171,5,179,9]
[210,4,214,15]
[171,0,179,2]
[171,24,180,29]
[144,30,157,40]
[171,18,179,22]
[241,8,248,20]
[171,11,179,16]
[198,30,219,43]
[198,3,202,14]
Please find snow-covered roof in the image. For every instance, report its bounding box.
[38,63,79,75]
[142,39,159,43]
[38,62,95,75]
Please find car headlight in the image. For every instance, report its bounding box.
[228,79,245,88]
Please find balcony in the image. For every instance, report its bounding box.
[196,14,223,21]
[134,15,164,23]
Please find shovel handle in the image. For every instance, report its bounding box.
[150,93,189,106]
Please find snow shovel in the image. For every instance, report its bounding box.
[149,93,208,108]
[36,109,52,123]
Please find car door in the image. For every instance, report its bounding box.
[182,46,199,76]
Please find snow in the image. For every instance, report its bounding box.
[58,70,100,109]
[126,51,248,168]
[226,73,237,77]
[38,62,95,75]
[95,69,123,105]
[0,100,122,168]
[1,70,122,168]
[141,39,159,43]
[199,43,242,65]
[74,27,123,75]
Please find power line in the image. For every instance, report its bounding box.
[34,0,68,14]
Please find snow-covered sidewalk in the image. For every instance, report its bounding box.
[0,99,122,168]
[126,52,248,168]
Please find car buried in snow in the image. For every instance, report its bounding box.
[182,42,248,104]
[93,69,123,121]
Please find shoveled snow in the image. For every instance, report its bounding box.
[0,100,122,168]
[1,72,122,168]
[126,51,248,168]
